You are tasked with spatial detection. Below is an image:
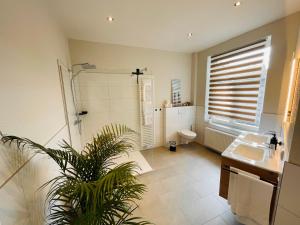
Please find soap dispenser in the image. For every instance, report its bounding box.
[269,133,278,150]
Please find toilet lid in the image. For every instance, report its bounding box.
[180,129,197,137]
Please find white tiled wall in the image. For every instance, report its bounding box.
[259,113,283,134]
[0,126,68,225]
[0,143,34,186]
[77,73,140,146]
[0,153,60,225]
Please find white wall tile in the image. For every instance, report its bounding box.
[110,99,139,113]
[0,125,63,225]
[259,113,283,134]
[109,85,137,99]
[108,75,137,87]
[0,153,60,225]
[0,143,33,187]
[81,112,110,143]
[79,85,110,102]
[78,74,141,146]
[0,157,45,225]
[78,73,109,86]
[80,99,110,113]
[0,126,69,188]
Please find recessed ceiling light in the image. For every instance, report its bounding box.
[107,16,114,22]
[188,32,193,38]
[234,1,241,7]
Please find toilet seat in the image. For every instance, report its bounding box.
[178,129,197,139]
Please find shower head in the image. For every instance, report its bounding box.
[71,63,97,79]
[81,63,96,70]
[72,63,96,70]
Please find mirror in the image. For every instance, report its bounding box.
[171,79,181,107]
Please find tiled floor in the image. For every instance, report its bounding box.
[134,143,242,225]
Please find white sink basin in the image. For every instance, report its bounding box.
[241,133,269,145]
[233,144,265,161]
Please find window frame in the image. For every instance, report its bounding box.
[204,36,272,131]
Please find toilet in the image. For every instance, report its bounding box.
[178,129,197,144]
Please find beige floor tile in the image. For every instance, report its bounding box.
[220,211,243,225]
[181,195,228,224]
[138,143,240,225]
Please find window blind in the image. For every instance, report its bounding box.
[205,37,271,127]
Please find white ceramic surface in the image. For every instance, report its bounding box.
[233,144,266,161]
[240,133,270,145]
[222,133,284,174]
[178,129,197,140]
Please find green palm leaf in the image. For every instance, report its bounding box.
[1,124,151,225]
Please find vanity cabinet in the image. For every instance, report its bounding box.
[219,156,280,222]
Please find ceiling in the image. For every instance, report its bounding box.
[46,0,300,53]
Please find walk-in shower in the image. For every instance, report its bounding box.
[68,64,154,153]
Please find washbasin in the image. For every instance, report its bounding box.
[241,133,269,145]
[233,144,265,161]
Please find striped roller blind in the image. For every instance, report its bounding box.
[205,37,271,127]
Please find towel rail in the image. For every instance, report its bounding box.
[224,167,278,186]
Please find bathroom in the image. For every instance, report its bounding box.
[1,0,300,225]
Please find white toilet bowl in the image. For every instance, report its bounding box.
[178,129,197,144]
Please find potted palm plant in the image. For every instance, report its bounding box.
[1,124,150,225]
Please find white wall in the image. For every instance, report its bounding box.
[0,0,76,224]
[0,0,69,141]
[69,39,192,147]
[283,28,300,164]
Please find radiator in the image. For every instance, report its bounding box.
[204,127,236,153]
[139,78,154,150]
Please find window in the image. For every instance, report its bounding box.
[205,36,271,131]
